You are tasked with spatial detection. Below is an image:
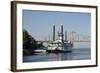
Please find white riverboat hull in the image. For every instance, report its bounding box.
[47,43,73,53]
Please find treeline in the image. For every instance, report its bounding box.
[23,29,44,56]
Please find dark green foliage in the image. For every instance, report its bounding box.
[23,29,37,50]
[23,29,44,56]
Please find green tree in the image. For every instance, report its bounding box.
[23,29,44,56]
[23,29,39,49]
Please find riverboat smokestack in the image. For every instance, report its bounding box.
[61,24,64,41]
[65,31,67,41]
[53,24,55,41]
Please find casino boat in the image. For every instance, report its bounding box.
[47,24,73,53]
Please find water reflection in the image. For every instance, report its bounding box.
[23,48,91,62]
[23,42,91,62]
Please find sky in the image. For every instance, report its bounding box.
[23,10,91,41]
